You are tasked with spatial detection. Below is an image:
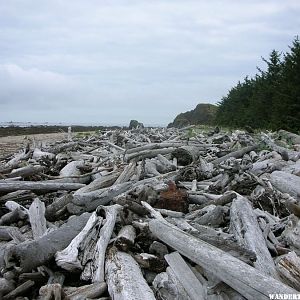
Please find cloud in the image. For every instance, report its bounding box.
[0,0,299,125]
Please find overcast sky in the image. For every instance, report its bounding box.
[0,0,299,126]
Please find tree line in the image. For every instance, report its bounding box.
[215,37,300,133]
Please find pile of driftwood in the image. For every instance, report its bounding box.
[0,126,300,299]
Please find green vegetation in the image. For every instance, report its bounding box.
[168,103,218,128]
[216,37,300,133]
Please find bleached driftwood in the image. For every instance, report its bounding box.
[91,205,121,282]
[125,147,175,162]
[114,225,136,252]
[0,181,85,192]
[147,217,296,299]
[7,165,45,179]
[4,213,90,273]
[211,144,259,165]
[70,182,132,213]
[28,198,47,239]
[270,171,300,198]
[63,282,107,300]
[105,247,156,300]
[55,212,101,272]
[165,251,206,300]
[229,194,278,278]
[2,280,35,300]
[32,148,55,161]
[114,162,136,184]
[276,251,300,291]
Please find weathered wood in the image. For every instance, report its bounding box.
[45,194,73,221]
[211,144,259,165]
[28,198,47,239]
[91,205,120,282]
[270,171,300,198]
[0,278,15,297]
[114,225,136,252]
[171,146,200,165]
[4,212,90,273]
[276,251,300,291]
[64,282,107,300]
[114,162,136,184]
[125,147,175,162]
[105,247,156,300]
[165,251,206,300]
[148,217,296,299]
[7,165,45,179]
[32,148,55,161]
[39,283,62,300]
[0,181,85,192]
[279,129,300,145]
[56,212,101,272]
[3,280,34,300]
[229,194,279,278]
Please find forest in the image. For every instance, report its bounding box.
[216,37,300,133]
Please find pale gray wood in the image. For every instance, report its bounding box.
[148,218,297,299]
[270,171,300,198]
[28,198,47,239]
[64,282,107,300]
[211,144,259,165]
[165,252,205,300]
[276,251,300,291]
[114,162,136,184]
[0,181,85,192]
[55,212,101,272]
[229,194,278,278]
[105,248,156,300]
[92,205,121,282]
[4,213,90,273]
[114,225,136,252]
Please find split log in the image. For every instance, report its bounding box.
[165,251,206,300]
[270,171,300,198]
[4,212,90,273]
[114,162,137,184]
[105,247,156,300]
[147,217,296,299]
[28,198,47,239]
[0,181,85,192]
[91,205,121,282]
[229,194,279,278]
[211,144,259,165]
[55,212,101,272]
[276,251,300,291]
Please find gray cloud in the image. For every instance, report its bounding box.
[0,0,299,125]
